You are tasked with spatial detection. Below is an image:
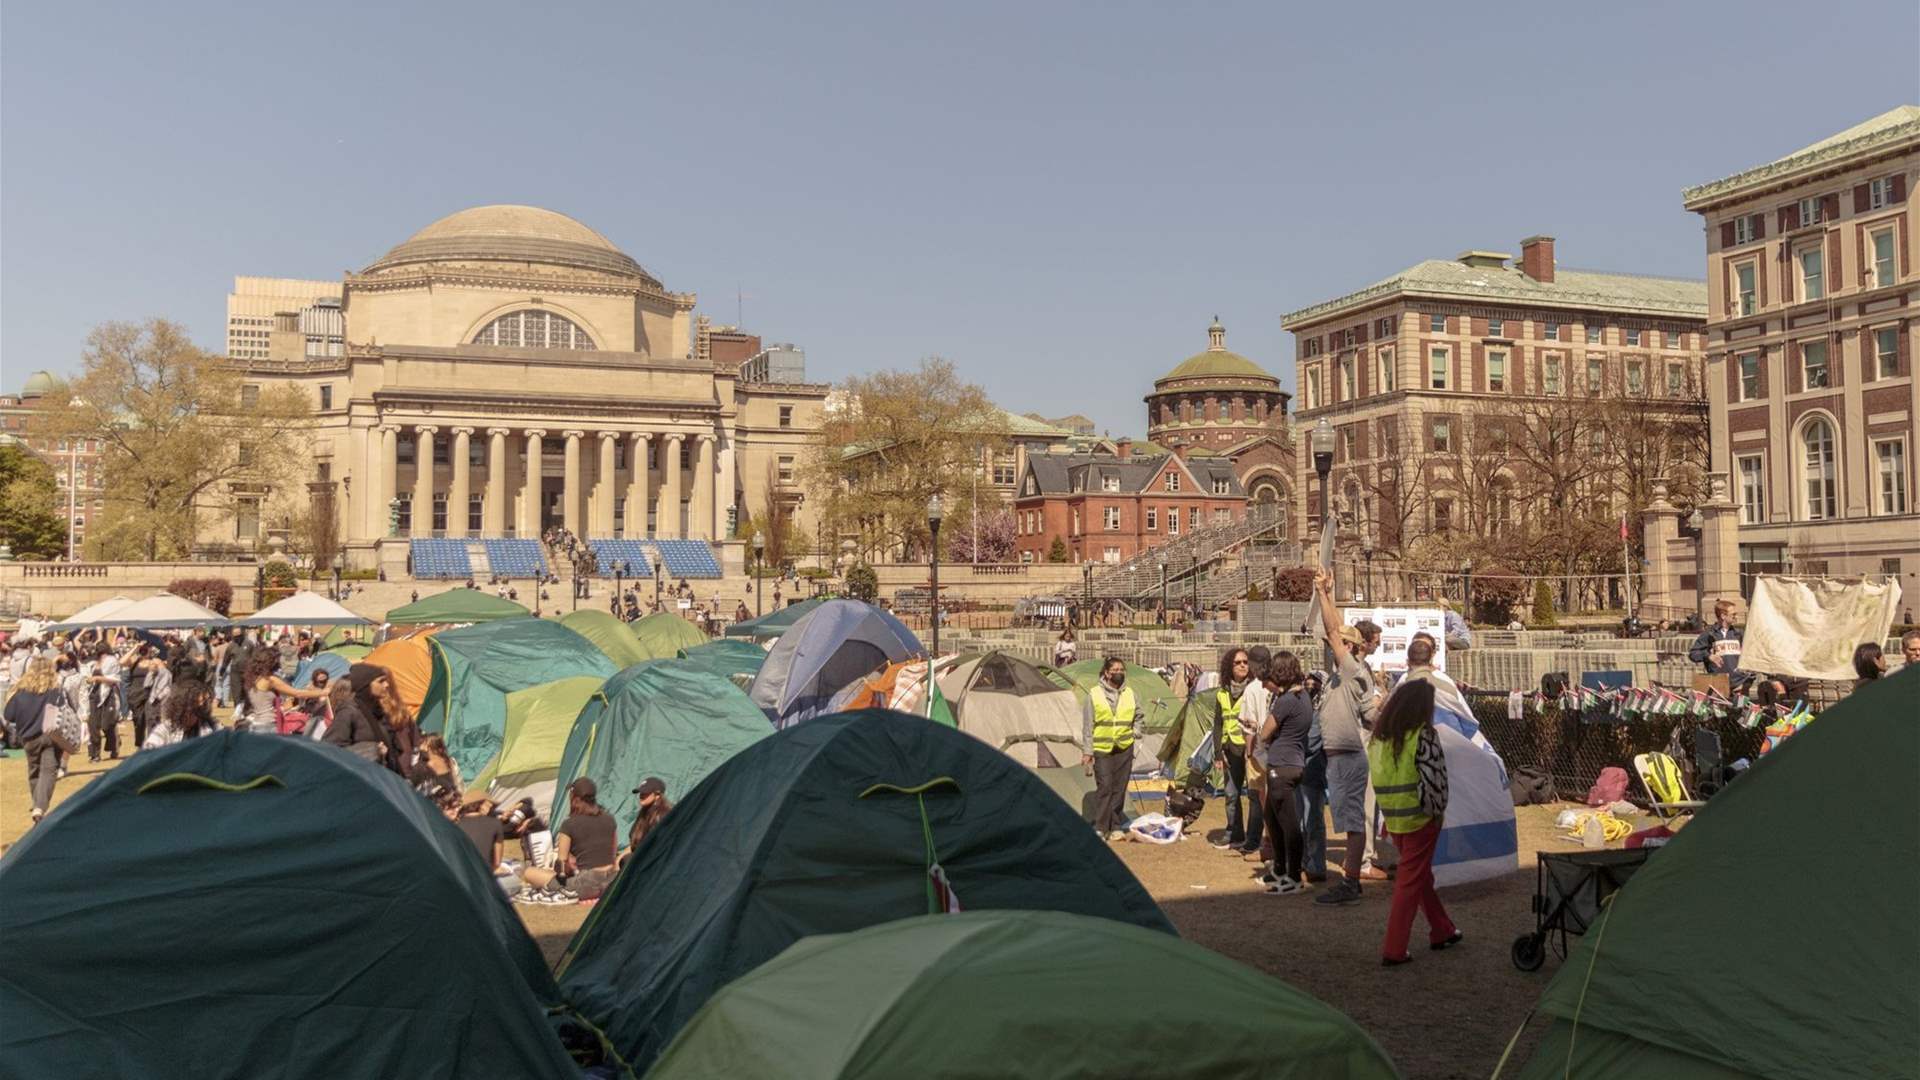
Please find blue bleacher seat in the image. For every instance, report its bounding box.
[645,539,722,579]
[480,539,548,579]
[587,538,654,578]
[409,539,472,580]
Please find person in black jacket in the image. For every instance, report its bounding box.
[1687,599,1749,689]
[4,657,65,824]
[321,680,383,756]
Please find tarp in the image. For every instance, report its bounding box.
[1737,575,1903,681]
[237,590,372,626]
[554,709,1173,1072]
[558,609,651,669]
[723,596,826,639]
[1515,669,1920,1080]
[630,611,707,659]
[293,651,353,689]
[87,593,228,629]
[0,731,575,1078]
[550,663,772,839]
[419,620,618,780]
[471,675,606,812]
[750,600,923,726]
[361,627,439,718]
[651,910,1400,1079]
[673,639,767,682]
[384,589,530,625]
[42,595,135,632]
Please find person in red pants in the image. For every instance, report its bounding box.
[1366,680,1462,965]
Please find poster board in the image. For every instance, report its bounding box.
[1340,606,1447,674]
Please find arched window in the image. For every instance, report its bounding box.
[1801,417,1836,520]
[472,310,596,350]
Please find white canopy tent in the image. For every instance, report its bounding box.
[92,593,230,630]
[43,596,138,633]
[237,591,371,627]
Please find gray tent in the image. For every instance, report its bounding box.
[937,650,1095,815]
[749,600,923,727]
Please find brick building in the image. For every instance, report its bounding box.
[1012,442,1246,564]
[1,370,105,558]
[1680,105,1918,589]
[1144,318,1296,530]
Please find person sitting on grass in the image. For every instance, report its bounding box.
[552,777,620,900]
[618,776,674,869]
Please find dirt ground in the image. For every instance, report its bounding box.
[3,728,1651,1080]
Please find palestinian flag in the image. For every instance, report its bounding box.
[927,680,957,728]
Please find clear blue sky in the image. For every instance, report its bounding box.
[4,1,1915,435]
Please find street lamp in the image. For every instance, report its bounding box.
[1082,563,1092,627]
[1688,507,1706,620]
[753,531,766,617]
[654,560,663,609]
[613,559,627,617]
[926,494,944,657]
[1311,417,1336,597]
[1158,558,1168,626]
[332,551,344,601]
[1462,558,1474,623]
[1362,543,1375,605]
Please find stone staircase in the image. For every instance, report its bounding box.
[1087,503,1301,604]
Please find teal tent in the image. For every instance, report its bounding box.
[630,611,708,658]
[0,731,575,1077]
[557,609,651,668]
[554,709,1172,1072]
[652,910,1399,1079]
[722,595,825,639]
[385,589,530,625]
[1055,659,1183,730]
[674,638,767,682]
[419,619,617,779]
[1512,669,1920,1080]
[549,662,772,838]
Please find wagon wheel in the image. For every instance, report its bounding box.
[1512,933,1546,972]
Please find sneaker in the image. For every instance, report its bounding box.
[1208,838,1236,850]
[1381,953,1413,967]
[1238,849,1266,862]
[29,808,43,825]
[1356,865,1390,881]
[1264,875,1305,895]
[56,767,68,780]
[1314,879,1362,906]
[1430,931,1464,951]
[1106,829,1130,842]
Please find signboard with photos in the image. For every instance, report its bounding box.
[1339,606,1447,675]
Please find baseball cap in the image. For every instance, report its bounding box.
[633,776,666,798]
[569,777,598,801]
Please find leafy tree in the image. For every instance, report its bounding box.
[0,444,66,558]
[29,319,312,560]
[1046,537,1069,564]
[1468,565,1525,625]
[844,560,879,603]
[1532,579,1558,627]
[1270,566,1317,601]
[945,508,1016,564]
[167,578,233,615]
[295,485,342,586]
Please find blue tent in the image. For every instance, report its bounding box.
[293,651,352,689]
[747,601,922,727]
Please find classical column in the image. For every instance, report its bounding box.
[563,430,585,536]
[627,432,651,538]
[486,428,511,536]
[522,430,547,538]
[447,427,474,538]
[366,425,386,538]
[596,432,618,537]
[691,434,716,541]
[659,434,684,538]
[412,426,438,537]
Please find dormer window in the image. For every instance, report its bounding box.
[1101,475,1120,492]
[1164,472,1181,492]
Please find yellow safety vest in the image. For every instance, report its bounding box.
[1090,686,1137,754]
[1215,689,1246,747]
[1367,733,1431,834]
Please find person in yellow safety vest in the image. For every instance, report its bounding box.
[1081,656,1140,841]
[1365,679,1461,966]
[1205,648,1265,854]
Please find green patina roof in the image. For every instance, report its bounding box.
[1282,258,1707,328]
[1682,105,1920,209]
[1157,349,1278,385]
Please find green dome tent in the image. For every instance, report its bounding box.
[385,589,530,625]
[674,638,767,683]
[557,608,652,668]
[324,642,372,662]
[630,610,707,658]
[722,595,825,639]
[419,619,618,780]
[1510,669,1920,1080]
[469,675,608,811]
[0,731,574,1078]
[651,910,1400,1079]
[1055,659,1183,731]
[554,709,1172,1073]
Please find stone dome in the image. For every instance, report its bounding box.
[1154,319,1278,388]
[20,370,59,398]
[362,205,659,284]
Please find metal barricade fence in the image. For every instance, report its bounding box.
[1463,690,1766,802]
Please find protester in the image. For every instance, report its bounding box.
[143,678,219,748]
[1440,600,1472,651]
[1298,669,1330,883]
[5,658,64,824]
[1053,625,1077,667]
[1238,644,1272,862]
[1256,650,1312,895]
[85,645,121,761]
[455,795,525,897]
[552,778,619,899]
[410,733,463,794]
[1309,567,1385,906]
[345,663,410,771]
[1080,656,1138,841]
[1688,599,1749,689]
[238,649,325,734]
[321,680,386,760]
[1852,643,1887,691]
[1368,680,1462,965]
[1903,629,1920,668]
[619,776,673,868]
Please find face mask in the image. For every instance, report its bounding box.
[1104,672,1125,689]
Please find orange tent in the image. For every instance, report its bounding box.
[832,659,937,713]
[362,627,441,718]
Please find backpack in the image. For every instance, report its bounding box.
[1586,766,1630,807]
[1508,765,1556,806]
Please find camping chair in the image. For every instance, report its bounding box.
[1632,752,1706,824]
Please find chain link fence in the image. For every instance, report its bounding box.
[1464,690,1767,802]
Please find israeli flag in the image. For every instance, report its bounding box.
[1401,669,1519,887]
[1423,668,1504,780]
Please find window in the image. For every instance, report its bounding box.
[777,455,795,484]
[430,494,448,533]
[1871,228,1896,288]
[1625,329,1642,347]
[1429,314,1446,333]
[1103,546,1121,564]
[1214,508,1232,525]
[1432,418,1452,453]
[1667,332,1683,348]
[1212,478,1230,495]
[397,436,417,465]
[1798,246,1824,301]
[1303,366,1321,410]
[1164,472,1180,492]
[1487,317,1504,337]
[992,454,1016,486]
[1375,317,1395,338]
[1875,439,1909,514]
[1340,356,1355,399]
[1429,348,1449,390]
[1544,356,1563,395]
[1798,195,1824,225]
[1801,342,1828,390]
[1666,363,1684,396]
[680,443,691,470]
[1739,353,1761,399]
[1103,507,1120,531]
[394,494,411,534]
[433,438,449,465]
[1626,360,1644,394]
[1102,475,1120,492]
[240,385,260,409]
[470,496,484,533]
[1734,216,1755,245]
[1586,325,1603,344]
[1190,507,1200,528]
[319,385,333,410]
[1736,263,1757,316]
[778,405,793,428]
[1070,509,1080,535]
[236,497,261,541]
[237,442,255,467]
[1146,507,1157,531]
[1876,328,1899,378]
[1488,350,1507,391]
[1433,498,1453,533]
[1544,322,1559,341]
[1802,418,1837,520]
[1167,509,1180,536]
[1870,177,1895,210]
[1738,454,1766,524]
[471,310,595,350]
[1588,355,1605,393]
[1377,348,1395,392]
[1340,428,1356,461]
[1883,557,1904,575]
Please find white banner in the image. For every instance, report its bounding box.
[1341,606,1447,675]
[1739,576,1902,681]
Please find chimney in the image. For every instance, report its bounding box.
[1520,235,1556,283]
[1115,436,1133,460]
[1169,438,1190,462]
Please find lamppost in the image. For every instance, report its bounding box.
[255,563,267,612]
[571,561,583,612]
[1462,558,1474,623]
[926,495,944,657]
[1081,563,1092,627]
[1362,542,1375,605]
[1158,558,1168,625]
[613,559,627,616]
[332,552,343,601]
[1311,417,1336,595]
[1688,507,1706,620]
[753,531,766,617]
[654,560,663,609]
